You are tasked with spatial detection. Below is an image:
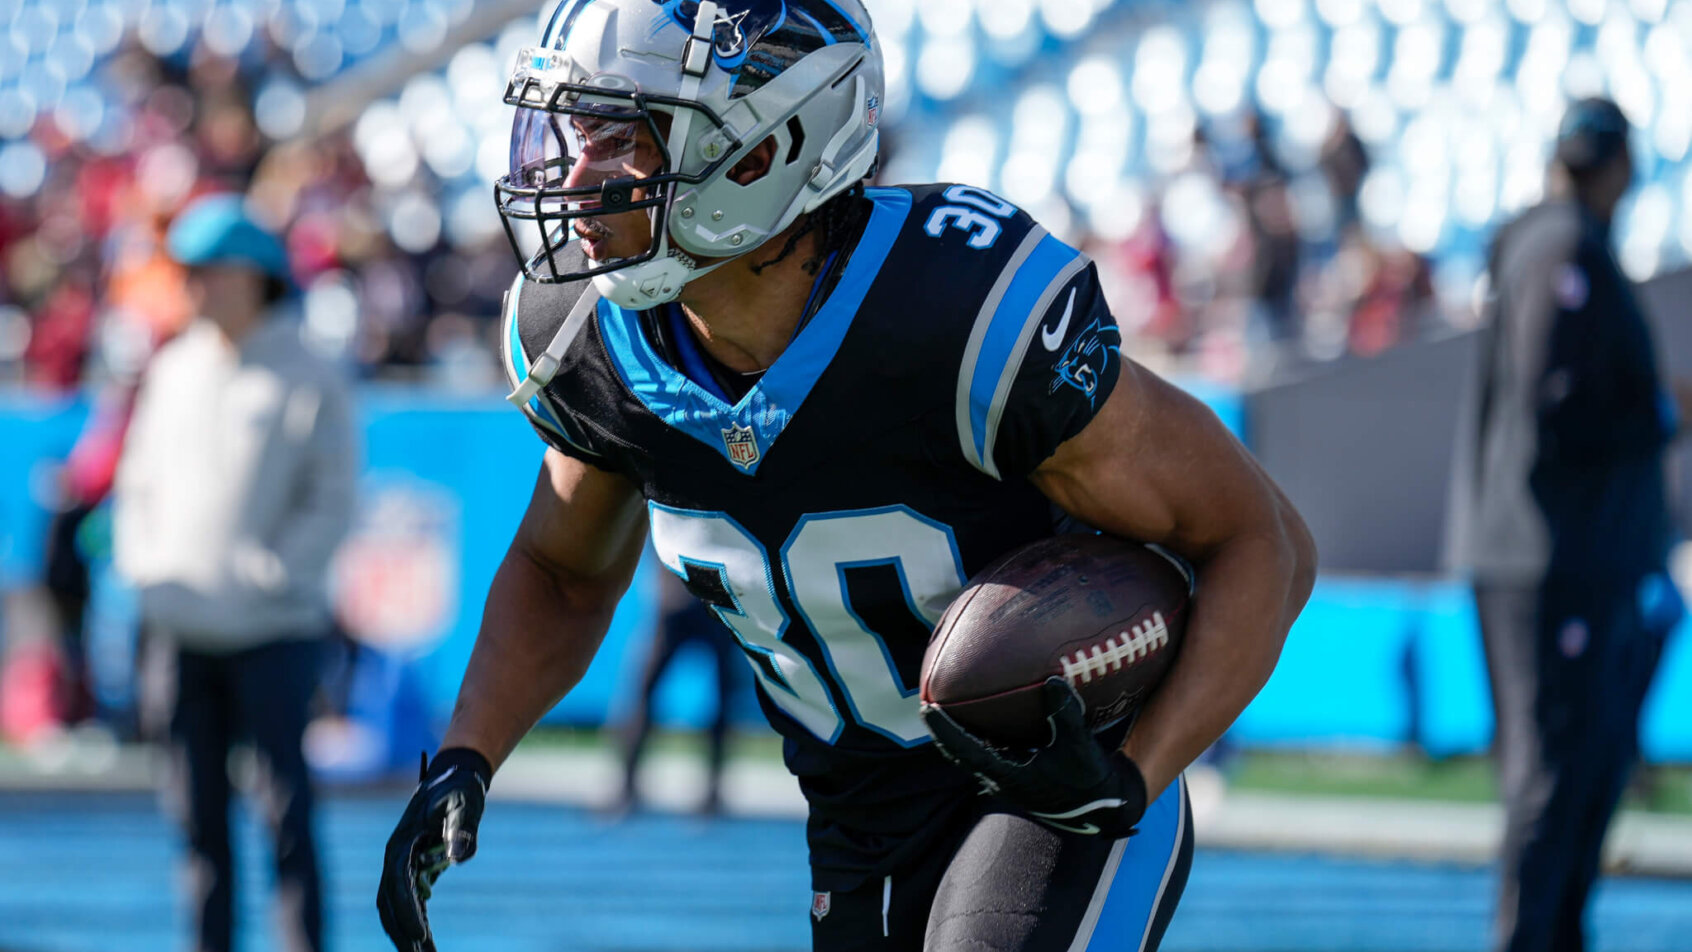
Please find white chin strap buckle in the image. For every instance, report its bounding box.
[593,254,696,309]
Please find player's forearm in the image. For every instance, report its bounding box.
[1121,504,1315,799]
[440,543,632,771]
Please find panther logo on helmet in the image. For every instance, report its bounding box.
[650,1,772,63]
[648,0,870,90]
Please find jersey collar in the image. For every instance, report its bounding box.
[597,188,912,475]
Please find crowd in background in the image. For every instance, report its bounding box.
[1084,108,1443,384]
[1,39,514,400]
[0,31,1455,406]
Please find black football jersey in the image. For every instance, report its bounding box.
[501,184,1123,887]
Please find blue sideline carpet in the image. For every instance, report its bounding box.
[4,791,1690,952]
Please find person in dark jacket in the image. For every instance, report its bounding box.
[1459,97,1690,952]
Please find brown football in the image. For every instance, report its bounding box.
[920,534,1189,748]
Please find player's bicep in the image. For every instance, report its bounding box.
[1030,358,1288,559]
[512,448,648,599]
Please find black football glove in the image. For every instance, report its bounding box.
[920,677,1148,838]
[377,748,492,952]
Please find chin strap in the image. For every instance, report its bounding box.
[505,278,600,408]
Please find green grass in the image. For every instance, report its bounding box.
[1208,750,1691,816]
[521,728,1692,815]
[1226,750,1501,804]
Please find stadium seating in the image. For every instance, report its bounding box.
[2,0,1688,280]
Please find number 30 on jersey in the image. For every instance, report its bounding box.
[923,185,1017,250]
[648,504,968,746]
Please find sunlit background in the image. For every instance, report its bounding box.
[4,0,1692,385]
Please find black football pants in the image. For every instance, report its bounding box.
[811,777,1192,951]
[1475,580,1663,952]
[142,633,326,952]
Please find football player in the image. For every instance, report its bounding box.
[377,1,1316,949]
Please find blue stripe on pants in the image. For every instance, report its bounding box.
[1069,775,1192,951]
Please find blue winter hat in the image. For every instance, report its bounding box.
[166,194,291,280]
[1555,97,1630,174]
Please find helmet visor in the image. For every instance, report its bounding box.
[493,45,740,285]
[496,98,670,282]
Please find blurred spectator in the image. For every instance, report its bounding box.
[1232,114,1302,347]
[0,38,521,392]
[1102,202,1189,355]
[187,61,264,188]
[22,267,97,389]
[39,390,131,727]
[1344,241,1434,359]
[614,568,741,817]
[1453,98,1691,952]
[115,196,356,952]
[1308,228,1438,360]
[1318,116,1370,237]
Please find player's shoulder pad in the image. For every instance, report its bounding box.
[499,258,604,458]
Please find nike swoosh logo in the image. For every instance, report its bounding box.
[424,765,490,796]
[1041,289,1077,351]
[1036,818,1101,835]
[1031,797,1126,819]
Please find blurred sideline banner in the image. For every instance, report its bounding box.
[1,356,1689,762]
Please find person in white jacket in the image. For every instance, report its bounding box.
[114,193,356,952]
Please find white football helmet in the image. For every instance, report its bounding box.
[493,0,884,309]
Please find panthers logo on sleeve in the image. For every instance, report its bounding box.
[1048,309,1122,408]
[950,226,1123,482]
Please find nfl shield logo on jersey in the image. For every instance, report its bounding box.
[811,891,831,922]
[722,423,760,470]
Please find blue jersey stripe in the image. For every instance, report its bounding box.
[597,188,913,473]
[529,390,567,435]
[663,304,735,404]
[965,234,1083,475]
[505,280,528,385]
